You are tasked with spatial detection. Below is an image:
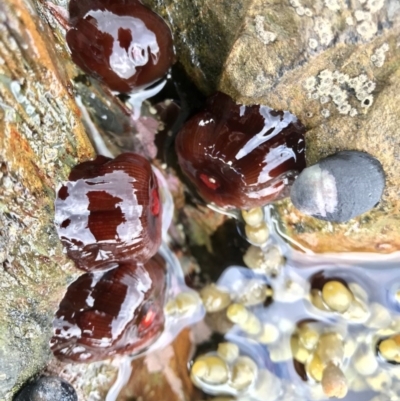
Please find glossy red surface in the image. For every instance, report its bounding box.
[50,255,167,363]
[67,0,174,92]
[55,153,162,271]
[175,92,306,209]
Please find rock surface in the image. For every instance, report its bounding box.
[45,329,199,401]
[14,376,77,401]
[116,329,200,401]
[1,0,400,400]
[0,0,93,399]
[145,0,400,253]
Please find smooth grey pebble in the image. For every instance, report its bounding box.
[290,150,385,223]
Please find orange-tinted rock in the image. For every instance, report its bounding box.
[116,329,201,401]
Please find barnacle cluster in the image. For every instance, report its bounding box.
[354,0,385,41]
[303,69,377,117]
[289,0,313,18]
[371,42,390,67]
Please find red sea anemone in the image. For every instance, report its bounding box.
[66,0,174,92]
[50,254,167,362]
[55,153,162,271]
[175,92,306,209]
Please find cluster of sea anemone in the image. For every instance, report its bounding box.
[50,0,310,366]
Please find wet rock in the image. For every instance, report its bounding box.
[290,151,385,223]
[115,329,201,401]
[14,377,77,401]
[0,0,94,399]
[144,0,400,253]
[0,0,399,400]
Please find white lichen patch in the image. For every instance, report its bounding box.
[371,43,390,67]
[303,68,377,117]
[254,16,277,45]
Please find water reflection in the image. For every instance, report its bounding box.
[191,206,400,401]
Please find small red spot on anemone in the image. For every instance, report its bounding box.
[50,254,167,363]
[150,187,160,216]
[199,173,220,190]
[139,304,157,332]
[66,0,175,92]
[175,92,306,209]
[54,152,162,271]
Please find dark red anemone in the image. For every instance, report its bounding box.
[55,153,162,271]
[175,92,306,209]
[50,254,166,363]
[66,0,174,92]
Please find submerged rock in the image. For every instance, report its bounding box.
[290,151,385,223]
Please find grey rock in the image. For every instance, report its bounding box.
[14,377,77,401]
[290,151,385,223]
